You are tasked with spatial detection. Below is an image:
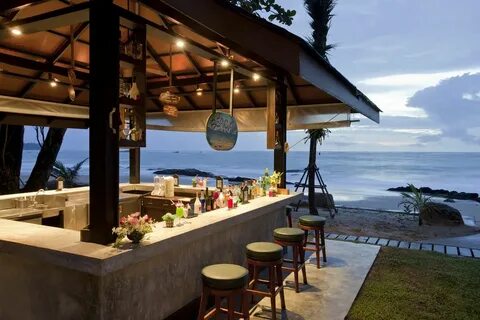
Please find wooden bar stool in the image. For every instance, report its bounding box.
[197,264,250,320]
[298,215,327,268]
[246,242,286,320]
[273,227,308,293]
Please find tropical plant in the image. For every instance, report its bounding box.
[228,0,296,25]
[50,158,88,188]
[398,184,432,225]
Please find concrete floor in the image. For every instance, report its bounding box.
[251,240,380,320]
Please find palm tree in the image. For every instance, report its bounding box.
[51,158,88,188]
[303,0,336,215]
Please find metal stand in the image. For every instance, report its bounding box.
[294,163,337,217]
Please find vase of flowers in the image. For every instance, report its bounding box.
[268,171,283,197]
[162,212,176,228]
[192,176,197,187]
[112,212,154,246]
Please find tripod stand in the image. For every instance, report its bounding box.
[294,163,337,217]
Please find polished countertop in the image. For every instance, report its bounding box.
[0,192,302,275]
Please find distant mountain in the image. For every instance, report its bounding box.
[24,143,40,151]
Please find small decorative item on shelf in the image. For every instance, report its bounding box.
[128,79,140,100]
[112,212,154,247]
[173,174,179,186]
[162,213,176,228]
[56,176,64,191]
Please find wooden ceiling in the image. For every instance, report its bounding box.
[0,0,341,114]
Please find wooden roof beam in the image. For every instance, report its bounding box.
[0,2,89,39]
[0,51,89,80]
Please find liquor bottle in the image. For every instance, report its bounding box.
[200,190,206,213]
[194,193,201,215]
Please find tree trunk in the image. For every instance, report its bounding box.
[0,125,24,194]
[308,137,318,215]
[23,128,67,192]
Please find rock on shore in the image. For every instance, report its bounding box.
[388,186,480,202]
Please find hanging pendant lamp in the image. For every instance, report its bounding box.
[159,44,180,117]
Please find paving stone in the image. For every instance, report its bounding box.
[421,243,433,251]
[459,247,472,257]
[409,243,421,250]
[472,249,480,258]
[327,233,338,239]
[346,235,358,241]
[387,240,399,247]
[336,235,348,241]
[377,238,389,246]
[356,236,368,243]
[433,245,445,254]
[366,237,379,244]
[398,241,410,249]
[446,246,458,256]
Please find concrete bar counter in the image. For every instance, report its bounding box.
[0,190,301,319]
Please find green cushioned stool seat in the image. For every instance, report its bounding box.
[246,242,283,262]
[201,264,249,290]
[274,227,304,242]
[299,215,326,227]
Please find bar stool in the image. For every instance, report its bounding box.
[285,205,294,228]
[246,242,286,320]
[197,264,250,320]
[298,215,327,268]
[273,227,308,293]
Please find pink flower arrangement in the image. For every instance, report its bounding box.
[112,212,155,246]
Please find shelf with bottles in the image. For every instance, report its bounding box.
[119,105,145,148]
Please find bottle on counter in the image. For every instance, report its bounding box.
[200,190,206,213]
[194,193,201,215]
[218,191,225,208]
[227,194,234,210]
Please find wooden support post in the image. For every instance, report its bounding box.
[129,148,141,184]
[80,0,119,244]
[274,74,287,188]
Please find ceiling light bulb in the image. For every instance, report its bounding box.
[220,59,230,67]
[196,87,203,96]
[50,81,57,87]
[10,28,22,36]
[234,86,240,94]
[176,39,185,48]
[252,73,260,81]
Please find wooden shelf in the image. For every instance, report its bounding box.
[119,53,143,68]
[119,96,143,106]
[119,138,146,149]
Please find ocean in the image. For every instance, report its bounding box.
[20,150,480,205]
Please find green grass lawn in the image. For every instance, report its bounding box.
[347,247,480,320]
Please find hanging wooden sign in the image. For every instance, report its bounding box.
[206,61,238,151]
[206,112,238,151]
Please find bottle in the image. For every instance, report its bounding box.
[200,190,206,213]
[218,191,225,208]
[227,194,234,210]
[194,193,201,215]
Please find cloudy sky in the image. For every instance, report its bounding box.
[27,0,480,152]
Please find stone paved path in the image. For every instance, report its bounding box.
[325,233,480,258]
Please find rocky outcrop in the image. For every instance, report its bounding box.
[152,168,216,178]
[420,203,464,226]
[388,186,479,202]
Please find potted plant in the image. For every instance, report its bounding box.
[162,212,176,228]
[112,212,154,247]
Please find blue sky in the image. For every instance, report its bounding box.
[25,0,480,152]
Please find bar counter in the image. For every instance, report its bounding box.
[0,187,302,319]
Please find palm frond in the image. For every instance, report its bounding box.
[304,0,336,59]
